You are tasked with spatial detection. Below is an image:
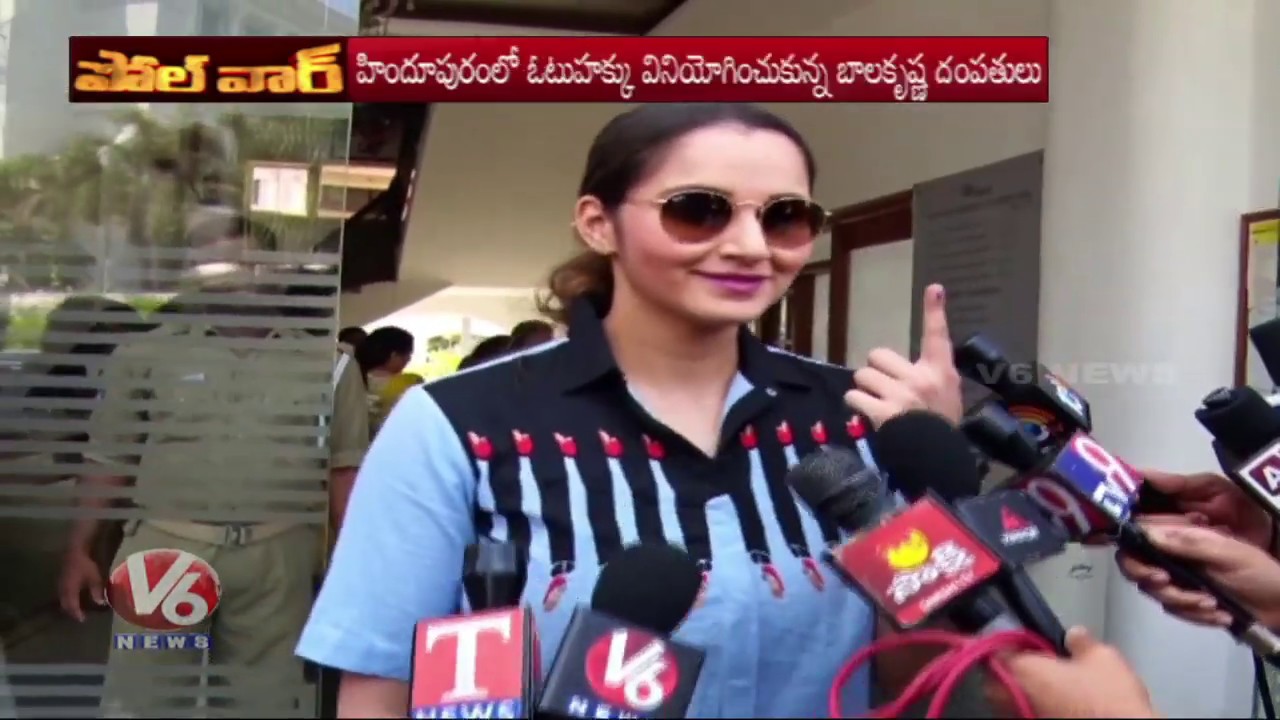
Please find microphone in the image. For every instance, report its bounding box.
[960,399,1044,472]
[409,541,537,719]
[1004,428,1280,656]
[866,411,1068,650]
[1194,385,1280,520]
[954,333,1092,442]
[537,544,705,719]
[964,389,1180,516]
[1250,318,1280,389]
[786,445,895,535]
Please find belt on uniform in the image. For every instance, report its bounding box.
[133,519,301,546]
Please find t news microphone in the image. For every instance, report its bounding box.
[1195,385,1280,520]
[537,544,705,719]
[410,541,537,719]
[954,333,1092,441]
[1007,429,1280,656]
[869,411,1068,652]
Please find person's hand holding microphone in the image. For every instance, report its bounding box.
[844,284,965,426]
[1136,469,1274,550]
[1117,518,1280,631]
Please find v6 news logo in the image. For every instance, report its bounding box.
[107,549,222,630]
[584,629,679,713]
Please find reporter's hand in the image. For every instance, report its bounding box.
[58,550,105,622]
[845,284,964,427]
[1140,469,1272,550]
[995,626,1157,718]
[1116,519,1280,629]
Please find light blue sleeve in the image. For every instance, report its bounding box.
[296,388,476,680]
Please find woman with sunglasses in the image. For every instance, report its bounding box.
[297,103,965,717]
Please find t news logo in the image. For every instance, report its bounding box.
[410,608,533,719]
[106,548,221,651]
[834,495,1002,629]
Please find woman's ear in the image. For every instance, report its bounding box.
[573,195,617,256]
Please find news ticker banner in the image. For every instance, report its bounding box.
[69,35,1048,104]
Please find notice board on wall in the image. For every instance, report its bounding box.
[909,151,1045,407]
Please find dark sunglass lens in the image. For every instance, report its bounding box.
[762,199,827,240]
[661,192,733,234]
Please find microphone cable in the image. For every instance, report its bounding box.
[827,628,1054,719]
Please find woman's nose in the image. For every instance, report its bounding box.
[718,214,771,260]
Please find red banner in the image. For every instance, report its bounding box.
[349,36,1046,103]
[69,36,1047,104]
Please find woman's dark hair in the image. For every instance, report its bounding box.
[457,334,512,371]
[536,103,817,324]
[354,326,414,381]
[509,319,554,350]
[338,326,368,347]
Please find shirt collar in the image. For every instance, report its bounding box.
[554,295,814,394]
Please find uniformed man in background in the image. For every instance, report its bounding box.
[57,211,328,715]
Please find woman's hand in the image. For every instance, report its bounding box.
[844,284,964,427]
[992,626,1158,718]
[1116,518,1280,630]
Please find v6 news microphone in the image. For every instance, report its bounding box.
[410,541,537,719]
[537,544,705,719]
[1195,385,1280,520]
[954,333,1092,444]
[1003,427,1280,656]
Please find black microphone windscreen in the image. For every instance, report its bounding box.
[873,410,982,502]
[1251,318,1280,386]
[1196,387,1280,459]
[787,447,889,532]
[954,333,1007,381]
[591,544,701,635]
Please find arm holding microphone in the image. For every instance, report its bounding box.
[1117,520,1280,634]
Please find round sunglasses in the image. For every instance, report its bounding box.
[639,190,830,246]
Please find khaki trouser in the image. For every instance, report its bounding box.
[100,520,318,717]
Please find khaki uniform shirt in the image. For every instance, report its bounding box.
[86,324,329,519]
[329,355,369,470]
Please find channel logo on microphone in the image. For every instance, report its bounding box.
[537,609,704,719]
[1015,432,1143,538]
[1007,404,1061,447]
[1236,441,1280,513]
[410,608,535,719]
[833,495,1002,629]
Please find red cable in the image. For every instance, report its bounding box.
[827,628,1054,718]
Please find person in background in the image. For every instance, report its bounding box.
[59,212,322,716]
[372,372,424,431]
[337,326,366,356]
[353,326,414,397]
[508,319,555,350]
[455,334,512,371]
